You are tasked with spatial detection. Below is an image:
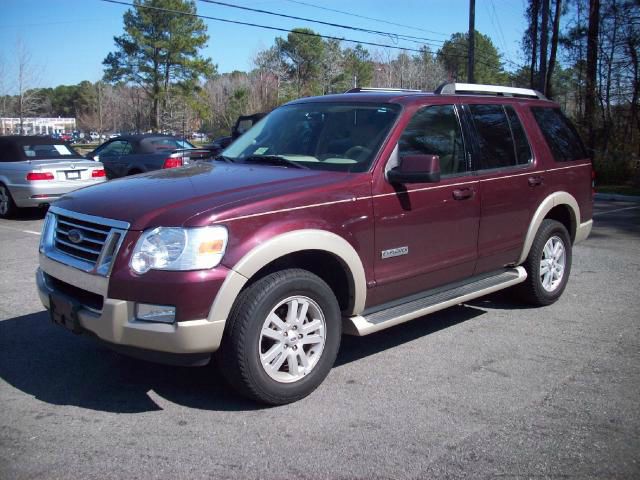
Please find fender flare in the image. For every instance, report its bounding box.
[207,229,367,324]
[517,191,580,265]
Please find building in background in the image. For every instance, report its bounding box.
[0,117,76,136]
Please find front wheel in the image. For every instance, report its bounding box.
[218,269,341,405]
[518,219,572,306]
[0,184,17,219]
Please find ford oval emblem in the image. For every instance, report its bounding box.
[67,229,84,244]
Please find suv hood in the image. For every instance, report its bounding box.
[53,162,353,230]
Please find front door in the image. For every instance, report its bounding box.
[369,103,480,307]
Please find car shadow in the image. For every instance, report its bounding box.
[10,206,48,221]
[336,304,487,367]
[0,300,518,412]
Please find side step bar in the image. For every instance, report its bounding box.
[343,267,527,336]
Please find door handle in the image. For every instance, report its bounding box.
[528,176,544,187]
[452,188,473,200]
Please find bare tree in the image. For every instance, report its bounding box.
[0,54,8,117]
[14,38,42,134]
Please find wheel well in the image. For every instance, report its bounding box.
[246,250,354,313]
[545,204,576,242]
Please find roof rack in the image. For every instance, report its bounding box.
[346,87,423,94]
[434,82,548,100]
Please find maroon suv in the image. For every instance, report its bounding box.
[37,83,593,405]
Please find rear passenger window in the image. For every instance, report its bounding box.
[531,107,587,162]
[398,104,466,176]
[505,106,532,165]
[469,104,518,169]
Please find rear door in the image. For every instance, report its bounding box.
[371,103,480,305]
[463,102,547,274]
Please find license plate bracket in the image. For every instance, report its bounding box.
[65,171,81,180]
[49,294,82,334]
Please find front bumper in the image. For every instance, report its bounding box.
[36,263,226,356]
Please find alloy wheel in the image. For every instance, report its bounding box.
[540,235,566,292]
[259,296,326,383]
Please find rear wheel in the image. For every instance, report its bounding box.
[0,184,17,219]
[518,219,572,306]
[219,268,341,405]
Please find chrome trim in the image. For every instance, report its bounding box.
[39,254,109,296]
[55,237,102,255]
[49,206,130,230]
[57,218,112,235]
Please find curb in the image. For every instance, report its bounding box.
[594,193,640,203]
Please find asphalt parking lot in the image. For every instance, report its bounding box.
[1,199,639,479]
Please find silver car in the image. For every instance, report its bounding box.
[0,136,107,218]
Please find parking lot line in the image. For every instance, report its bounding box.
[593,205,640,217]
[0,224,41,236]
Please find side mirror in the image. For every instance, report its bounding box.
[387,154,441,184]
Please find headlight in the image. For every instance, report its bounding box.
[130,226,228,274]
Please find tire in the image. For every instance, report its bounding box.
[218,268,342,405]
[517,219,572,306]
[0,184,17,219]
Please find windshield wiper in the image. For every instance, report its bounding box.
[214,154,235,163]
[244,154,308,169]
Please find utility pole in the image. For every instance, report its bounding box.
[468,0,475,83]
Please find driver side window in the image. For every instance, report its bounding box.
[398,105,467,176]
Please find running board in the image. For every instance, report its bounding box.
[343,267,527,336]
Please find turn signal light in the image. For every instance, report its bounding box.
[162,158,183,169]
[92,169,106,178]
[26,172,54,181]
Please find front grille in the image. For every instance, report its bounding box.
[55,214,112,265]
[44,207,130,276]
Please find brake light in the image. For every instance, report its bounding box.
[92,169,106,178]
[162,158,183,169]
[26,172,54,181]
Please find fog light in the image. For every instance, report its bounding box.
[136,303,176,324]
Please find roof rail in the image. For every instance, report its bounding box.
[434,82,548,100]
[345,87,422,94]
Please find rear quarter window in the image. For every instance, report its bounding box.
[531,107,587,162]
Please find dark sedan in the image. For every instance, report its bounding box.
[86,134,214,179]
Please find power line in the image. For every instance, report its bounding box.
[101,0,430,52]
[197,0,446,46]
[100,0,502,70]
[281,0,450,37]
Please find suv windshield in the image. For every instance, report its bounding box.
[223,102,401,172]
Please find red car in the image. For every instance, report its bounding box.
[37,83,593,404]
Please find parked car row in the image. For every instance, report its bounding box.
[0,132,223,217]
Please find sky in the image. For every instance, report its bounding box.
[0,0,529,93]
